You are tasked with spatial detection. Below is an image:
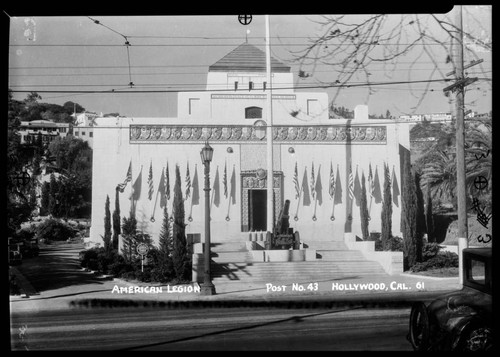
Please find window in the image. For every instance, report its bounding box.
[245,106,262,119]
[234,81,238,91]
[89,132,93,138]
[189,98,200,115]
[307,99,319,116]
[75,131,79,136]
[249,81,254,91]
[263,81,267,91]
[82,131,86,136]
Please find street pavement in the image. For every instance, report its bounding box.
[9,242,462,313]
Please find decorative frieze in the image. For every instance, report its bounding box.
[211,94,296,100]
[130,125,387,144]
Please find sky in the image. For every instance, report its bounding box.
[8,8,492,119]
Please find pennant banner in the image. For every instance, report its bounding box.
[185,162,191,200]
[392,165,400,207]
[147,161,154,201]
[117,160,132,192]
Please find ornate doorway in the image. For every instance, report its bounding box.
[241,169,283,232]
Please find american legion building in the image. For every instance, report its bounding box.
[89,43,410,282]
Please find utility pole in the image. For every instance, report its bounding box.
[443,6,482,286]
[265,15,274,233]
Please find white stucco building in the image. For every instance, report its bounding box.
[89,43,410,280]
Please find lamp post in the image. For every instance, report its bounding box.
[200,141,216,295]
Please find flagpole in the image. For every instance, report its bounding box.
[150,188,161,222]
[265,14,274,233]
[294,187,302,221]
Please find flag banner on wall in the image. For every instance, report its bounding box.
[131,166,142,201]
[334,164,343,204]
[329,162,335,199]
[354,165,362,207]
[310,162,316,201]
[185,162,191,200]
[165,162,170,201]
[392,165,400,207]
[372,165,383,204]
[191,164,200,206]
[302,167,311,206]
[348,164,354,202]
[293,162,300,200]
[212,166,220,207]
[158,168,166,208]
[148,161,154,200]
[117,160,132,192]
[223,161,228,198]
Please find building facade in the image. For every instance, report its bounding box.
[18,120,70,145]
[72,112,98,148]
[89,43,409,260]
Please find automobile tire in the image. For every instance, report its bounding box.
[456,324,493,352]
[408,302,430,351]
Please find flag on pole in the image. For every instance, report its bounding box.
[353,165,362,206]
[191,164,200,205]
[213,166,220,207]
[392,165,400,207]
[334,164,343,204]
[185,162,191,200]
[148,161,154,200]
[314,165,323,206]
[329,161,335,199]
[158,168,166,208]
[348,164,354,202]
[223,161,228,198]
[229,165,236,205]
[131,166,142,201]
[293,162,300,199]
[302,167,311,206]
[165,162,170,201]
[117,160,132,192]
[310,162,316,201]
[373,165,383,204]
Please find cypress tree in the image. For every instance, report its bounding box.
[401,151,419,269]
[40,181,50,216]
[425,185,435,243]
[103,195,112,251]
[48,173,58,216]
[360,171,370,240]
[172,165,188,281]
[112,187,121,250]
[381,163,392,249]
[157,206,174,281]
[414,172,425,262]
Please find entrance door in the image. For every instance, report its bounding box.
[249,189,267,231]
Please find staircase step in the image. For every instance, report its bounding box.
[315,250,366,261]
[302,241,348,250]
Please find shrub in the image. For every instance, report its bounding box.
[410,251,459,272]
[14,227,36,242]
[422,242,443,261]
[35,218,77,241]
[374,235,403,252]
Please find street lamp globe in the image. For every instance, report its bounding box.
[200,141,213,164]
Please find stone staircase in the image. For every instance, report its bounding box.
[202,239,387,285]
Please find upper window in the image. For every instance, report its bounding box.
[245,106,262,119]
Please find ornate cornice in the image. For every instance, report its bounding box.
[129,125,387,144]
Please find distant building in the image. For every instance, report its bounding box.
[72,112,98,148]
[399,112,452,123]
[18,120,70,145]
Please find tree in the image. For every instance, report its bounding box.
[400,151,423,270]
[112,187,121,250]
[40,181,50,216]
[359,172,370,240]
[48,173,58,216]
[380,163,392,250]
[155,206,175,282]
[414,172,425,261]
[425,185,435,242]
[291,9,491,114]
[172,165,189,281]
[103,195,112,251]
[121,215,138,261]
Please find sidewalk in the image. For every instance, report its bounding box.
[10,267,461,312]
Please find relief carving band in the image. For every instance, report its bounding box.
[130,125,387,144]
